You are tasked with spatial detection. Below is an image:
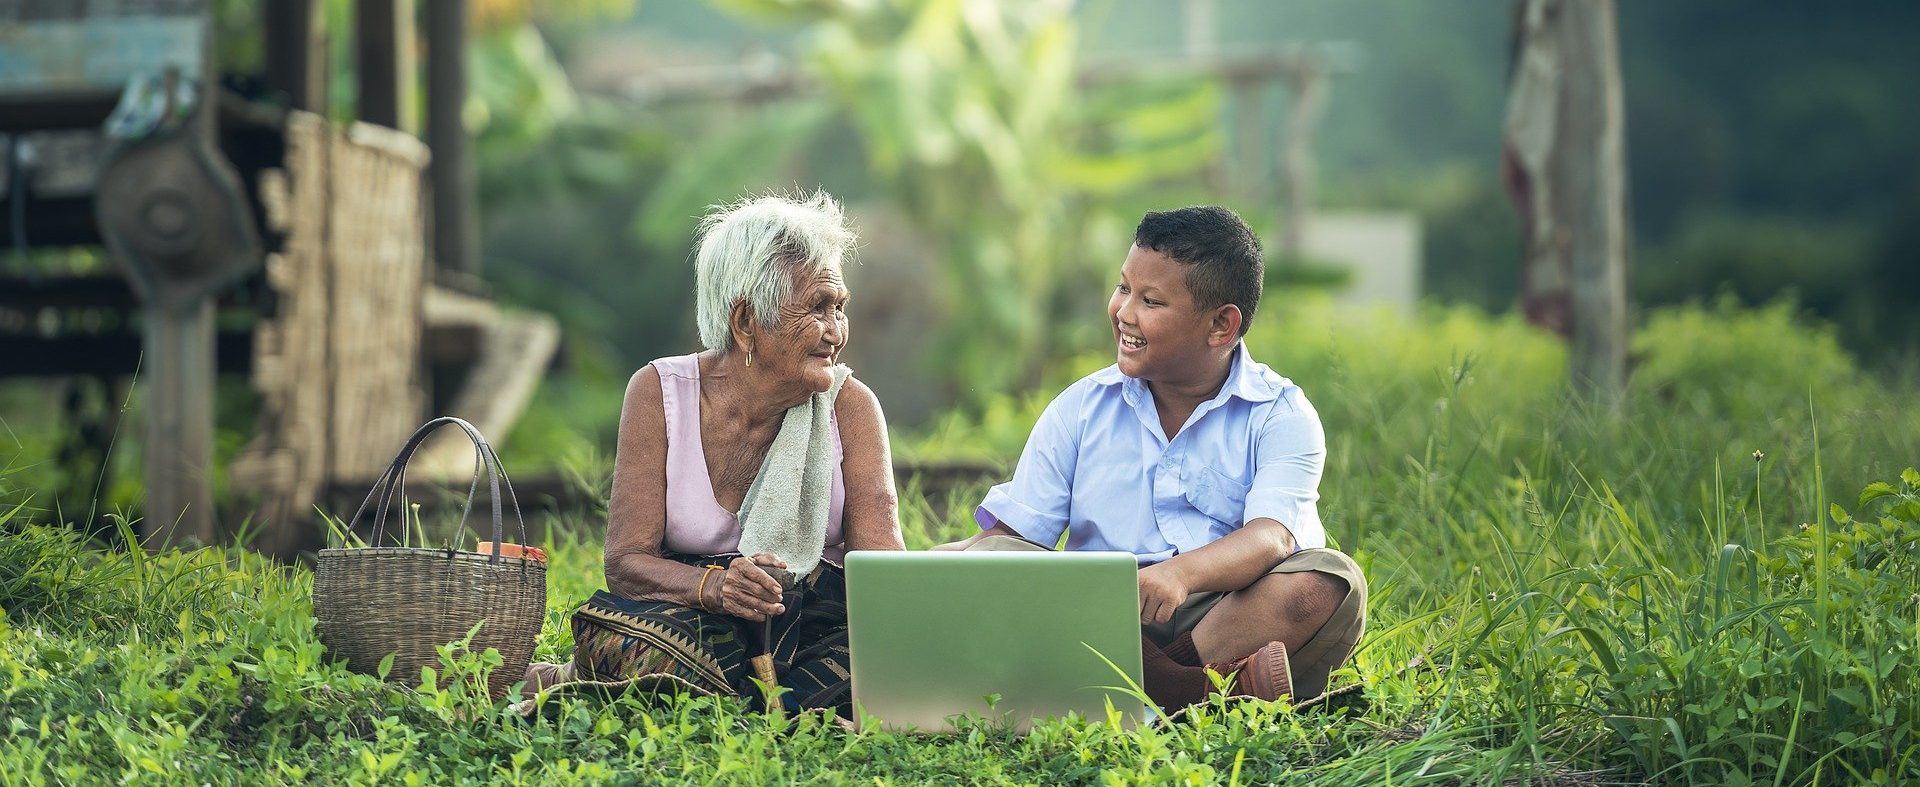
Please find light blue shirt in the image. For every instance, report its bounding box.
[976,343,1326,564]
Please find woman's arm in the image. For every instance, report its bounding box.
[834,377,904,551]
[603,366,697,602]
[604,366,786,620]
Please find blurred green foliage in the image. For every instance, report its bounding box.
[697,0,1227,401]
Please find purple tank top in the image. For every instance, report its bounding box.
[652,353,847,563]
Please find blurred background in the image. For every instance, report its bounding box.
[2,0,1915,553]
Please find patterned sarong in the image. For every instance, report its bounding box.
[570,553,852,714]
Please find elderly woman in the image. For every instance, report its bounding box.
[530,192,902,715]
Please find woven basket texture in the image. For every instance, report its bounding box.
[314,547,546,700]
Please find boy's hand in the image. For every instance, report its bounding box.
[1137,561,1191,625]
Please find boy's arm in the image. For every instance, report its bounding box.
[1139,406,1325,624]
[1137,519,1295,623]
[932,520,1022,551]
[933,385,1086,550]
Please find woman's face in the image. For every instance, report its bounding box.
[757,262,850,394]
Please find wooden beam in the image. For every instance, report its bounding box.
[356,0,417,131]
[426,0,479,276]
[0,331,253,377]
[0,92,120,132]
[264,0,327,113]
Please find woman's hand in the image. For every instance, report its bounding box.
[714,553,788,622]
[1137,561,1191,625]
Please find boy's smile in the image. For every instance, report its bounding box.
[1109,244,1231,383]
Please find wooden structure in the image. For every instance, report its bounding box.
[2,2,550,557]
[227,114,428,558]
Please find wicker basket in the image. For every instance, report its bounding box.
[313,417,547,700]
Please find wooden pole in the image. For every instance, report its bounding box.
[144,299,217,546]
[357,0,418,132]
[1279,64,1326,260]
[264,0,327,113]
[426,0,479,277]
[1504,0,1628,398]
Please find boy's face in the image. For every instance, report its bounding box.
[1108,244,1232,381]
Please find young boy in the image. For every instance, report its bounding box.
[936,206,1366,706]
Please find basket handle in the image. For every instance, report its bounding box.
[344,416,529,562]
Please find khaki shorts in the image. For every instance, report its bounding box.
[967,535,1368,698]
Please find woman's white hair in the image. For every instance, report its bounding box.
[693,190,856,351]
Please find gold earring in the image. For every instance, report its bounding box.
[745,350,753,368]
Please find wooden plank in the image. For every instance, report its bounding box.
[0,11,205,95]
[0,195,103,247]
[410,309,558,480]
[0,330,251,376]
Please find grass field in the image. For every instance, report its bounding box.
[3,298,1918,785]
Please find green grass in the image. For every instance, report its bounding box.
[3,298,1918,785]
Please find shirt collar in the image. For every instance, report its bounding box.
[1092,342,1283,405]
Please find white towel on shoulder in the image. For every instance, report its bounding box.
[735,364,852,579]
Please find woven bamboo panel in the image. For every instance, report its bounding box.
[231,111,334,557]
[230,113,429,558]
[326,122,428,479]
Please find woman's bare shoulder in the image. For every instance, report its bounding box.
[834,375,886,432]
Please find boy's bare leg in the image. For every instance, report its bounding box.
[1189,571,1347,665]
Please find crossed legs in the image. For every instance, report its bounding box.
[1191,571,1349,680]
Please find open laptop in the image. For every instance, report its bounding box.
[844,550,1148,732]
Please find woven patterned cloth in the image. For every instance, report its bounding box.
[569,554,853,714]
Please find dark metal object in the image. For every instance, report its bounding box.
[95,121,263,311]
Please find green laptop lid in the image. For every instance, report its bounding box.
[845,551,1146,732]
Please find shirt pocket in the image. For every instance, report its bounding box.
[1185,465,1251,529]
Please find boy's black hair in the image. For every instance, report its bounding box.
[1132,206,1263,337]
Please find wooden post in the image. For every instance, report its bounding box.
[1504,0,1628,398]
[426,0,479,277]
[264,0,328,113]
[357,0,417,131]
[1279,64,1326,260]
[144,299,217,545]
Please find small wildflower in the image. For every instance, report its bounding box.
[1485,592,1497,601]
[1797,523,1810,531]
[1752,450,1765,463]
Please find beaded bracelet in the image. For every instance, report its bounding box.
[695,564,723,611]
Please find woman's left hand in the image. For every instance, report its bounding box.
[717,553,789,622]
